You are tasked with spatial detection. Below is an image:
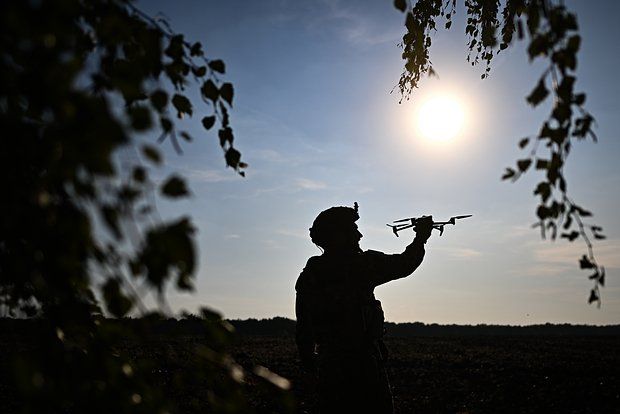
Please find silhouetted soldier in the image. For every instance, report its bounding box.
[295,204,433,414]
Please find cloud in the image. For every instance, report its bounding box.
[276,228,307,239]
[183,168,237,183]
[295,178,327,190]
[253,149,285,163]
[311,0,402,46]
[517,238,620,277]
[437,246,483,260]
[448,247,483,259]
[534,239,620,269]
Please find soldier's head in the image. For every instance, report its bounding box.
[309,203,362,252]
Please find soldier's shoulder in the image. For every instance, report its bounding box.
[305,255,323,266]
[360,249,389,268]
[295,255,323,291]
[362,249,387,259]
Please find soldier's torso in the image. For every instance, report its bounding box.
[297,252,385,348]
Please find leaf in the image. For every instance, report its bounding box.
[599,267,605,286]
[560,231,579,242]
[579,255,595,269]
[445,21,452,29]
[138,218,196,291]
[200,306,223,321]
[572,205,592,217]
[254,365,291,390]
[150,90,168,112]
[534,182,551,202]
[588,289,598,304]
[526,78,549,106]
[527,34,547,59]
[559,176,566,193]
[567,35,581,52]
[536,205,551,220]
[562,214,572,229]
[394,0,407,12]
[102,279,133,318]
[208,59,226,74]
[201,79,219,101]
[588,270,599,280]
[219,127,234,148]
[101,206,122,240]
[133,167,146,183]
[202,116,216,130]
[573,93,586,106]
[501,168,516,180]
[142,145,162,165]
[192,66,207,77]
[518,137,529,149]
[225,147,241,168]
[128,106,152,131]
[552,103,571,123]
[119,185,140,203]
[172,94,193,117]
[161,175,190,198]
[220,82,234,106]
[180,131,192,142]
[517,159,532,172]
[190,41,203,56]
[535,159,549,170]
[557,75,575,102]
[165,35,184,59]
[160,117,172,132]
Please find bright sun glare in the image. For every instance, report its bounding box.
[417,96,465,142]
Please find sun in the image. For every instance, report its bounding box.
[417,95,465,142]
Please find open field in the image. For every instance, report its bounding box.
[1,320,619,413]
[233,335,620,414]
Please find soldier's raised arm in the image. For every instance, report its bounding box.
[366,215,434,287]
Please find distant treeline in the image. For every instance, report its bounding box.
[228,318,620,337]
[1,317,619,338]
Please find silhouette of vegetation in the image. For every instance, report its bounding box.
[0,1,289,413]
[393,0,606,304]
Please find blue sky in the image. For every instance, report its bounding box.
[138,0,620,324]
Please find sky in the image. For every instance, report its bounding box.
[136,0,620,325]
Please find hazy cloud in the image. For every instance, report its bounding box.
[295,178,327,190]
[438,246,484,260]
[184,168,237,183]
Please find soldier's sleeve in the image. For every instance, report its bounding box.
[295,258,318,373]
[365,238,426,287]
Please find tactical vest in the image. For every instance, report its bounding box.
[300,252,386,348]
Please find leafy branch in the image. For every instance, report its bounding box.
[0,1,291,412]
[394,0,605,305]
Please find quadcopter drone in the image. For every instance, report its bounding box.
[387,214,472,237]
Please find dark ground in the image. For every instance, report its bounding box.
[2,322,619,413]
[233,335,620,414]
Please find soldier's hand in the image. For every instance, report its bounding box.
[414,215,433,243]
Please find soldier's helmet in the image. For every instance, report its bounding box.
[309,203,359,249]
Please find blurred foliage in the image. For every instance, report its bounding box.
[0,0,291,412]
[394,0,605,305]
